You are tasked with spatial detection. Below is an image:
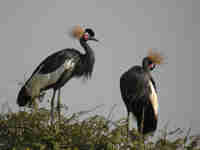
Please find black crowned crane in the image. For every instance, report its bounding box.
[17,26,99,123]
[120,49,164,135]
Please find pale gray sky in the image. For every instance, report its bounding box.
[0,0,199,134]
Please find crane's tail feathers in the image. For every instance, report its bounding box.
[17,86,31,107]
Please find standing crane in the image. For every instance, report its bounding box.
[17,26,99,123]
[120,49,164,135]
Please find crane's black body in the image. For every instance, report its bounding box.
[120,57,159,135]
[30,49,82,89]
[17,28,98,123]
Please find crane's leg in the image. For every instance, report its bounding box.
[57,88,61,123]
[140,107,145,134]
[33,98,38,112]
[51,90,56,125]
[127,111,130,138]
[31,97,38,113]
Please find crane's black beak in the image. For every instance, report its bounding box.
[89,37,99,42]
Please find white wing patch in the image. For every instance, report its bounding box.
[63,59,75,70]
[25,58,76,98]
[149,81,159,117]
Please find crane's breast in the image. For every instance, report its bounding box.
[25,57,78,97]
[148,81,159,117]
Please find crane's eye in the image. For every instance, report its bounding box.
[85,28,95,37]
[83,33,89,40]
[148,61,154,69]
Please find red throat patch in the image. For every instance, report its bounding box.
[84,34,89,40]
[149,64,154,68]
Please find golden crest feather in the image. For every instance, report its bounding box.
[147,48,164,65]
[71,25,84,39]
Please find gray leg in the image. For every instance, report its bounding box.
[140,107,145,134]
[51,90,56,125]
[127,111,130,138]
[34,98,39,111]
[57,88,61,123]
[31,97,38,113]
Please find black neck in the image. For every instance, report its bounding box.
[142,57,151,72]
[80,38,94,56]
[78,38,95,78]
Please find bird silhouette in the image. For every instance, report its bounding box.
[120,49,164,135]
[17,25,99,123]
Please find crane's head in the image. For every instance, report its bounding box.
[142,48,164,71]
[71,25,98,42]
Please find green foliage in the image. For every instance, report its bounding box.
[0,107,199,150]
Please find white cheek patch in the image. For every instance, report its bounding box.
[149,81,159,117]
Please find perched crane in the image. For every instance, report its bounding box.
[17,26,99,123]
[120,49,164,135]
